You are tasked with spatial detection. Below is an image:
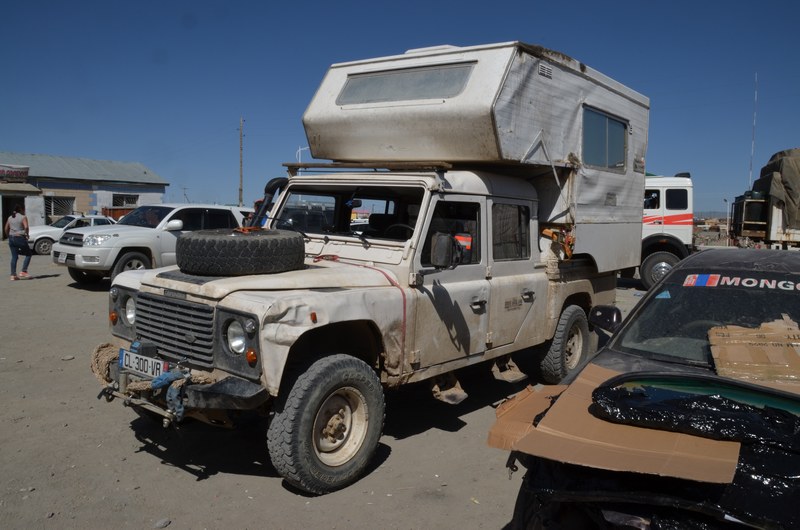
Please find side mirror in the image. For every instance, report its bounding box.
[165,219,184,231]
[430,232,462,269]
[588,305,623,334]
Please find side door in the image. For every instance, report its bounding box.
[412,195,489,368]
[157,208,204,266]
[486,199,547,349]
[642,186,664,239]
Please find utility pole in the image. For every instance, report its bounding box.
[239,116,244,207]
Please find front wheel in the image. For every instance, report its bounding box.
[34,238,53,255]
[267,354,385,494]
[111,251,151,281]
[539,305,590,384]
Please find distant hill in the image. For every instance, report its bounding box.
[696,211,728,219]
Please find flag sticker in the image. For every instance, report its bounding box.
[684,274,721,287]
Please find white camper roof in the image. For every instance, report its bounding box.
[303,41,649,167]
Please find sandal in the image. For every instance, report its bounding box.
[10,275,18,281]
[18,272,30,279]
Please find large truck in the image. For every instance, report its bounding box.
[90,41,650,494]
[636,173,694,289]
[731,148,800,249]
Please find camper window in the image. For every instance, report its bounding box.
[583,107,627,170]
[336,62,475,105]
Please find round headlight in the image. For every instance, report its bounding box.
[226,320,246,354]
[123,296,136,325]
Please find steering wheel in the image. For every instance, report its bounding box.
[384,223,414,239]
[677,320,723,339]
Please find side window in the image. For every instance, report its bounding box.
[95,219,112,226]
[492,203,530,261]
[205,209,237,229]
[170,209,203,231]
[74,219,90,228]
[583,107,627,170]
[644,189,660,209]
[665,189,688,210]
[421,201,480,266]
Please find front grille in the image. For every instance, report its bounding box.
[135,292,215,367]
[59,232,84,246]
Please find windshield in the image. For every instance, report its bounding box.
[51,216,76,228]
[615,270,800,366]
[272,185,425,241]
[117,206,173,228]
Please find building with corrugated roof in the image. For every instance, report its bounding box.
[0,152,168,228]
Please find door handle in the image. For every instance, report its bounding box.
[470,298,487,310]
[521,289,535,302]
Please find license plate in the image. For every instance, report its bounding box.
[120,349,170,378]
[57,252,67,264]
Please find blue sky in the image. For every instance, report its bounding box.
[2,1,797,213]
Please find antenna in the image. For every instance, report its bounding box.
[239,116,245,207]
[182,187,190,203]
[748,72,758,187]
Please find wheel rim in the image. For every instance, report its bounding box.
[564,324,584,370]
[37,240,52,254]
[313,386,369,467]
[650,261,673,283]
[123,258,147,272]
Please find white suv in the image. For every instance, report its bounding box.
[51,204,252,284]
[28,214,116,255]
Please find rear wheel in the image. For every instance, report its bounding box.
[267,354,385,494]
[539,305,590,384]
[640,251,679,290]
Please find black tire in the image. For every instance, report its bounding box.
[68,267,104,284]
[176,229,305,276]
[111,251,151,281]
[267,354,385,494]
[34,238,53,255]
[539,305,590,384]
[640,251,679,290]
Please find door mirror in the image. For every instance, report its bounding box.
[430,232,462,269]
[588,304,623,334]
[165,219,184,231]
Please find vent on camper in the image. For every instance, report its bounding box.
[538,62,553,79]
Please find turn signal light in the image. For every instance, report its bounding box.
[109,311,119,325]
[246,348,258,367]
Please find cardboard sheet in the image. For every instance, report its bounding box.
[709,315,800,394]
[488,364,740,484]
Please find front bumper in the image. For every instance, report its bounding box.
[51,245,113,270]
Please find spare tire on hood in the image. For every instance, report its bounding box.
[176,228,305,276]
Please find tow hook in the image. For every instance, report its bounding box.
[506,452,519,480]
[97,386,115,403]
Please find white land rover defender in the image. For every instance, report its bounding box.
[91,42,650,494]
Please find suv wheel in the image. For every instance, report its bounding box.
[111,251,152,281]
[267,354,385,494]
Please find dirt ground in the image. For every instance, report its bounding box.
[0,243,642,529]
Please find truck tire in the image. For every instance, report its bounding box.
[68,267,104,284]
[640,251,679,290]
[111,251,152,281]
[34,238,54,255]
[176,229,304,276]
[267,354,385,494]
[539,305,589,384]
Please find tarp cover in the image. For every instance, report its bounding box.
[754,148,800,229]
[591,376,800,528]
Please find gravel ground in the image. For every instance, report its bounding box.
[0,242,644,529]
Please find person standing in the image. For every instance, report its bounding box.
[4,204,32,280]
